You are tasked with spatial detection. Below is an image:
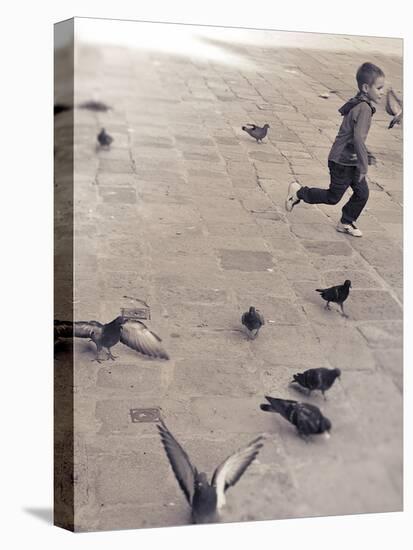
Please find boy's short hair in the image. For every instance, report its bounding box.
[356,62,385,90]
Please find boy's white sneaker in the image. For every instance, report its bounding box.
[336,221,363,237]
[285,181,302,212]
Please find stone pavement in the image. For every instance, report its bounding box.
[55,27,402,531]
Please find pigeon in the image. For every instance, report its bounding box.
[315,279,351,317]
[291,368,341,399]
[241,306,265,339]
[157,421,265,524]
[260,396,331,438]
[79,100,112,112]
[385,88,403,129]
[241,123,270,143]
[97,128,113,147]
[54,316,169,362]
[54,103,72,116]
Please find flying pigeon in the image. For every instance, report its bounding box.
[315,279,351,317]
[157,421,265,524]
[385,88,403,129]
[241,306,265,339]
[79,100,112,112]
[54,103,72,116]
[241,123,270,143]
[291,367,341,399]
[260,396,331,438]
[97,128,113,148]
[54,316,169,362]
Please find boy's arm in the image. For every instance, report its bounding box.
[353,103,372,180]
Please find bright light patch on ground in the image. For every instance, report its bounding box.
[73,18,402,70]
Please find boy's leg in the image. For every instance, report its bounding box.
[341,170,369,224]
[285,162,350,211]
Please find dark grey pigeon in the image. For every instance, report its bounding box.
[385,88,403,129]
[157,421,264,524]
[242,123,270,143]
[260,396,331,438]
[315,279,351,317]
[291,368,341,399]
[54,316,169,362]
[97,128,113,148]
[241,306,265,339]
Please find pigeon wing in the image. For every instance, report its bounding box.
[245,124,257,129]
[385,89,402,117]
[295,403,323,435]
[316,285,337,301]
[264,396,297,421]
[256,310,265,325]
[157,422,196,505]
[54,320,103,340]
[120,320,169,359]
[211,436,264,509]
[241,311,249,327]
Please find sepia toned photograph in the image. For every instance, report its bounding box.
[54,18,403,532]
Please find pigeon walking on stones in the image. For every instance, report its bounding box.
[157,421,265,524]
[241,123,270,143]
[241,306,265,339]
[385,88,403,129]
[291,368,341,399]
[54,316,169,362]
[315,279,351,317]
[97,128,113,148]
[260,396,331,438]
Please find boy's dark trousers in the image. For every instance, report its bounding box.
[296,161,369,224]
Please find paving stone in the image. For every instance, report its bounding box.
[94,445,177,507]
[169,359,261,397]
[96,365,164,394]
[323,269,383,289]
[291,223,342,241]
[301,240,353,256]
[293,458,402,517]
[98,159,135,173]
[350,236,402,268]
[357,321,403,348]
[98,186,137,204]
[347,290,402,321]
[312,323,377,371]
[277,254,320,282]
[373,348,403,393]
[218,249,274,271]
[248,150,285,163]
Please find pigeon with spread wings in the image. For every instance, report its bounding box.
[385,88,403,129]
[157,421,264,524]
[54,316,169,362]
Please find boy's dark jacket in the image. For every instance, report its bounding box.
[328,92,376,175]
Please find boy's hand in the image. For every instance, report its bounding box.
[368,151,377,166]
[359,173,367,183]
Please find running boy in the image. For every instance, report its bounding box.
[285,62,385,237]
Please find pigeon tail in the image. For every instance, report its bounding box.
[260,404,274,413]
